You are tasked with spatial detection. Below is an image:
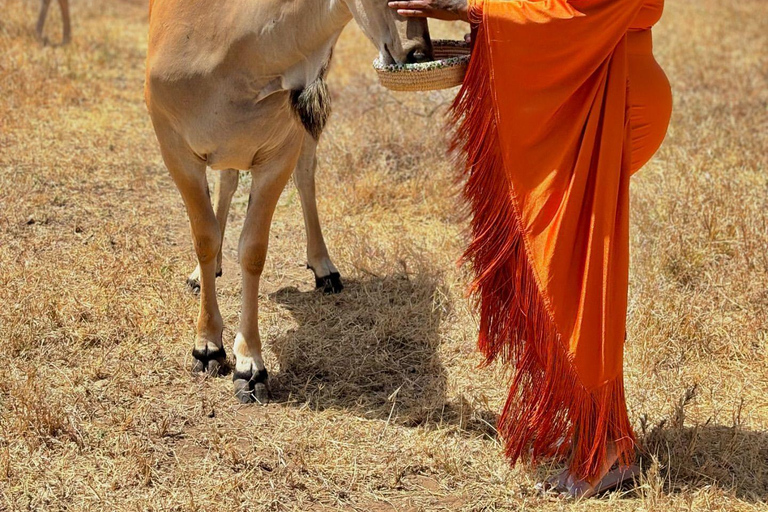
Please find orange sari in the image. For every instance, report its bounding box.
[451,0,671,480]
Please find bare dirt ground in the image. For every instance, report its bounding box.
[1,0,767,510]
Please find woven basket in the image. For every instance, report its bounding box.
[374,40,471,92]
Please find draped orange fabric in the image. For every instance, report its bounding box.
[451,0,671,480]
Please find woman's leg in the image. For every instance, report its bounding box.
[547,33,673,499]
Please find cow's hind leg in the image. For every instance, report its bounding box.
[156,133,225,375]
[58,0,71,45]
[293,137,343,294]
[233,136,303,403]
[187,169,239,293]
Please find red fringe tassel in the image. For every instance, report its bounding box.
[450,7,636,482]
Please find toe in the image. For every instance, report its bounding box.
[191,346,227,375]
[252,383,269,404]
[536,468,570,495]
[206,358,223,376]
[233,378,254,403]
[232,368,270,405]
[191,358,206,374]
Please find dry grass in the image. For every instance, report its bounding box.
[1,0,767,510]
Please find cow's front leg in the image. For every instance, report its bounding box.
[157,136,225,375]
[233,135,303,403]
[187,169,239,293]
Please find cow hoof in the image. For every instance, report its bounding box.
[233,368,270,404]
[315,272,344,295]
[186,278,201,294]
[192,346,227,376]
[186,270,223,295]
[206,358,224,376]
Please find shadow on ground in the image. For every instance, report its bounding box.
[266,275,767,501]
[639,421,768,502]
[267,274,496,438]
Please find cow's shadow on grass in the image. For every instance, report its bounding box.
[638,421,768,501]
[266,273,496,438]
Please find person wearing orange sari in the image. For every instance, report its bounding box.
[390,0,672,498]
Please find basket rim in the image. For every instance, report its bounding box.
[373,39,470,73]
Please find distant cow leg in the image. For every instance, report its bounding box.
[36,0,71,45]
[58,0,71,45]
[35,0,52,41]
[233,133,303,403]
[187,169,239,293]
[293,137,343,294]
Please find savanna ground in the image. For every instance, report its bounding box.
[1,0,767,510]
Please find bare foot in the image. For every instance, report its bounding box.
[537,442,640,499]
[558,463,641,499]
[534,467,569,494]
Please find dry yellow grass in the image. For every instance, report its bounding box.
[1,0,767,510]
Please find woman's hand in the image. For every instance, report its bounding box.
[388,0,469,22]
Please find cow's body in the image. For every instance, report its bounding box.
[146,0,347,170]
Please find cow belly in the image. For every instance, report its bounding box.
[183,89,301,171]
[206,149,257,172]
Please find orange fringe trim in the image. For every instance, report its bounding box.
[450,5,636,481]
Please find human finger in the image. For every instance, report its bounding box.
[388,1,430,9]
[395,8,431,16]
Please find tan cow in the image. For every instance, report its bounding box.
[36,0,71,45]
[145,0,431,402]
